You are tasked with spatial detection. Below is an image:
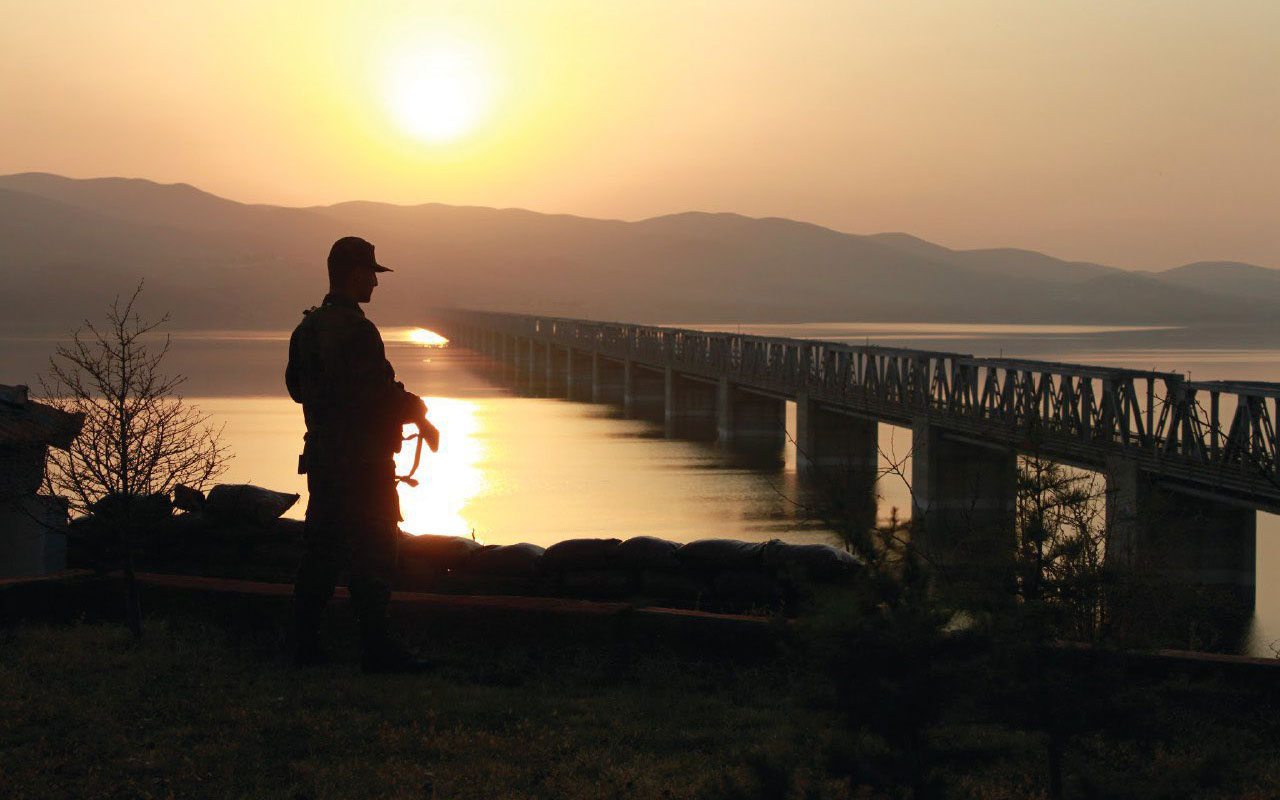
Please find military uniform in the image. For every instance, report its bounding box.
[286,293,423,658]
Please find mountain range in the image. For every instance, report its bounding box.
[2,172,1277,333]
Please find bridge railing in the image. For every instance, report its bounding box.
[444,310,1280,492]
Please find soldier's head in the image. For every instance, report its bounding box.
[327,236,391,303]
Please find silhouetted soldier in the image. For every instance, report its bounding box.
[286,236,436,672]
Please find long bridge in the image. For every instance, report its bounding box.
[433,310,1273,602]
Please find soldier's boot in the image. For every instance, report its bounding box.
[293,597,330,668]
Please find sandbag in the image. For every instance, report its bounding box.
[203,484,299,527]
[639,570,709,603]
[434,573,542,597]
[676,538,776,571]
[713,570,783,605]
[616,536,681,571]
[561,569,632,598]
[541,538,621,571]
[167,512,301,544]
[88,492,172,525]
[467,543,545,577]
[172,484,205,513]
[274,518,306,542]
[763,542,861,582]
[162,511,215,541]
[399,533,483,572]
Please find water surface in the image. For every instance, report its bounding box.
[5,320,1280,656]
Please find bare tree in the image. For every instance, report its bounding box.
[40,282,229,512]
[40,282,229,636]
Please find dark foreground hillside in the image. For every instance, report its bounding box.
[3,585,1280,799]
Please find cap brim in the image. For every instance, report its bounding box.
[373,263,392,273]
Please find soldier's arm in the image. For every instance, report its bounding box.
[285,324,306,404]
[337,320,425,424]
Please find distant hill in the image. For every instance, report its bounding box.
[1,172,1277,333]
[1156,261,1280,305]
[866,233,1122,284]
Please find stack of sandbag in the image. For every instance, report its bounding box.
[677,538,783,608]
[763,542,862,583]
[159,484,303,577]
[66,492,173,567]
[166,483,300,541]
[393,530,863,611]
[542,538,627,597]
[619,536,705,603]
[440,542,547,595]
[202,484,300,530]
[397,533,484,590]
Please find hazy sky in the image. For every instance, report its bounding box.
[4,0,1277,269]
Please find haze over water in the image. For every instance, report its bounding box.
[5,320,1279,656]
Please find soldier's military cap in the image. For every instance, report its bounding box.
[329,236,392,273]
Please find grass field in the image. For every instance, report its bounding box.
[2,615,1280,799]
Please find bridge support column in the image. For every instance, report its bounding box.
[623,361,635,416]
[544,343,554,397]
[625,363,665,422]
[717,381,785,455]
[795,393,879,531]
[511,336,528,394]
[568,350,593,401]
[547,345,570,398]
[529,340,547,397]
[499,334,512,386]
[664,371,718,440]
[1106,458,1256,644]
[594,356,625,406]
[716,379,732,441]
[912,420,1017,602]
[507,335,520,386]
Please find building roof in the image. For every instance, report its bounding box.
[0,385,84,449]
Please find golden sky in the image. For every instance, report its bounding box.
[3,0,1277,269]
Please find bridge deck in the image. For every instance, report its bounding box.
[440,311,1280,513]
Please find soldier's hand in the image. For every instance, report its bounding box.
[416,417,440,453]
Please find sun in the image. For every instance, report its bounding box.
[384,41,494,144]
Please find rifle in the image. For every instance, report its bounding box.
[396,418,439,488]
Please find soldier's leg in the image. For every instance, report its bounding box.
[348,520,397,646]
[350,521,427,671]
[293,519,348,662]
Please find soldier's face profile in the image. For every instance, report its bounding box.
[355,267,378,303]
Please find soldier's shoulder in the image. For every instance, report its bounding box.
[300,302,372,331]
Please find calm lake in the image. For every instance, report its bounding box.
[5,320,1280,657]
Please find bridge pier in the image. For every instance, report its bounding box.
[567,349,593,402]
[912,421,1017,601]
[506,335,523,392]
[529,340,547,397]
[665,371,718,440]
[625,362,666,422]
[499,334,516,386]
[717,381,786,454]
[593,355,626,405]
[1106,458,1256,636]
[508,335,523,387]
[545,344,568,398]
[795,393,879,530]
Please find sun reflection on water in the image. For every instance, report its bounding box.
[394,397,484,539]
[394,327,450,347]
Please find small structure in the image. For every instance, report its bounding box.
[0,384,84,578]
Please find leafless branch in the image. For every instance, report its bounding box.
[38,281,231,515]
